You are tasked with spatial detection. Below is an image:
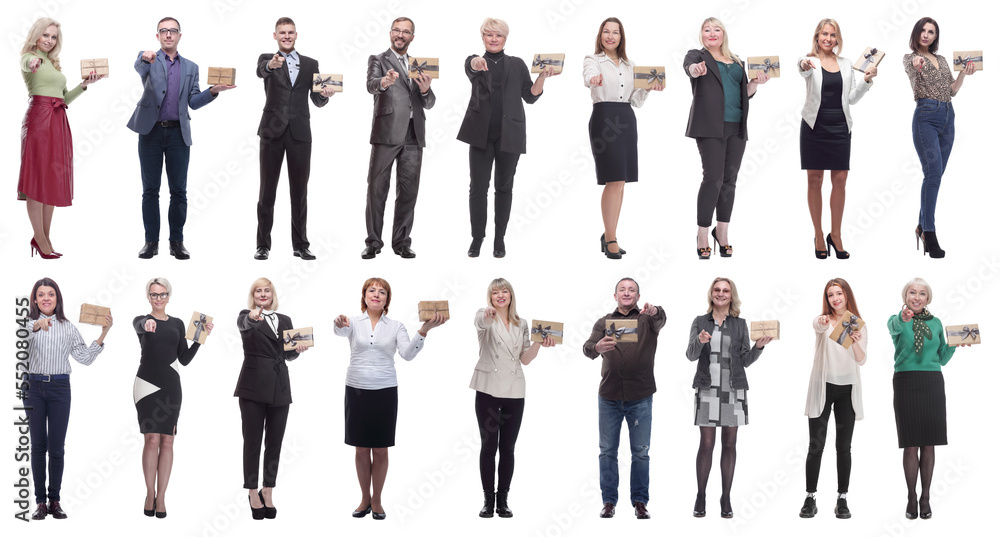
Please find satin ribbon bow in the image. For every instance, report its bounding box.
[532,55,564,69]
[749,58,780,74]
[634,68,665,85]
[954,55,983,68]
[192,313,208,342]
[283,331,313,348]
[313,75,342,88]
[859,48,879,71]
[835,315,859,345]
[409,59,438,75]
[946,326,980,342]
[605,323,638,340]
[531,324,564,339]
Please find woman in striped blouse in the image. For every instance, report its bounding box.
[24,277,111,520]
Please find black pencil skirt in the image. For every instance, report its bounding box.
[800,109,851,170]
[589,102,638,184]
[345,386,398,448]
[893,371,947,448]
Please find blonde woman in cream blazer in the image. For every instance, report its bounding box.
[470,278,554,519]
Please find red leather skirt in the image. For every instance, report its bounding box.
[18,95,73,207]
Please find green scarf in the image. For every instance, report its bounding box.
[912,308,934,354]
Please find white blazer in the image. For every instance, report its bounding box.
[798,56,872,131]
[469,309,530,399]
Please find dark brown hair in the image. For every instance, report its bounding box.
[594,17,628,63]
[29,277,68,322]
[822,278,861,319]
[158,17,180,32]
[393,17,414,34]
[909,17,939,53]
[360,277,392,315]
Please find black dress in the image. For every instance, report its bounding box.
[132,315,200,435]
[800,68,851,170]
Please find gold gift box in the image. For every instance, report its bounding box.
[853,47,885,72]
[632,66,665,89]
[605,319,638,343]
[747,56,781,78]
[283,327,314,351]
[829,311,864,349]
[185,312,213,344]
[79,303,111,326]
[312,73,343,92]
[750,320,780,341]
[408,57,439,79]
[529,320,564,344]
[953,51,983,71]
[531,54,565,74]
[80,58,109,79]
[207,67,236,85]
[418,301,449,322]
[945,324,981,346]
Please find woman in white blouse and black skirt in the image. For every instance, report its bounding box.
[25,277,111,520]
[334,277,446,520]
[583,17,662,260]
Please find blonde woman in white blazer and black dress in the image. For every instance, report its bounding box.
[799,19,876,259]
[470,278,554,518]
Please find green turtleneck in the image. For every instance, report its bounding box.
[20,50,85,105]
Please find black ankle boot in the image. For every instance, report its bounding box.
[495,489,513,518]
[479,490,495,518]
[921,231,945,258]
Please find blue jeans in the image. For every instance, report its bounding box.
[139,124,190,241]
[598,394,652,506]
[912,98,955,232]
[25,376,72,504]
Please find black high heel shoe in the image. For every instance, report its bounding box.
[814,236,828,259]
[693,493,706,518]
[248,492,265,520]
[604,240,622,260]
[720,496,733,519]
[905,496,918,520]
[600,233,626,255]
[259,490,276,519]
[468,238,483,257]
[918,497,932,519]
[711,227,732,257]
[144,497,156,517]
[915,226,945,258]
[826,234,849,259]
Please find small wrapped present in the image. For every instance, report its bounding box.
[605,319,638,342]
[408,57,439,79]
[282,327,314,351]
[747,56,781,78]
[945,324,981,346]
[312,73,343,92]
[207,67,236,85]
[632,66,665,89]
[80,58,109,79]
[853,47,885,72]
[829,311,864,349]
[529,320,564,344]
[953,51,983,71]
[531,53,565,74]
[750,320,780,341]
[185,312,213,344]
[418,301,450,322]
[79,304,111,326]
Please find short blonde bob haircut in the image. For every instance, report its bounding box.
[901,277,933,305]
[145,277,172,297]
[480,17,509,38]
[247,277,278,310]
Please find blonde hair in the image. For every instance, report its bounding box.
[247,277,278,310]
[902,278,933,305]
[145,277,172,297]
[705,277,742,318]
[486,278,521,325]
[480,17,509,38]
[808,18,843,57]
[700,17,739,64]
[22,18,62,71]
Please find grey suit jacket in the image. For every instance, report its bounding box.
[126,50,216,146]
[366,49,435,146]
[685,314,763,390]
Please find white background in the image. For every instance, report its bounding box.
[3,0,996,535]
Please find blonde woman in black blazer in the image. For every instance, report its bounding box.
[235,277,308,520]
[683,17,769,259]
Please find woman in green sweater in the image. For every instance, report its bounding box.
[887,277,968,520]
[19,18,103,258]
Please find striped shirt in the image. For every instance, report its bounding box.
[582,53,650,107]
[27,314,104,375]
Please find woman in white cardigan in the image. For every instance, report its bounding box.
[798,19,877,259]
[800,278,867,520]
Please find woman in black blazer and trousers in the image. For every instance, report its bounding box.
[457,17,556,258]
[683,18,769,259]
[235,277,308,520]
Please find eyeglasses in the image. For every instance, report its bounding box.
[157,28,180,35]
[390,28,413,36]
[149,293,170,299]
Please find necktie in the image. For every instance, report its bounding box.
[397,55,411,87]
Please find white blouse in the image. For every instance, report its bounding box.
[582,53,649,107]
[334,313,425,390]
[27,314,104,375]
[804,315,867,419]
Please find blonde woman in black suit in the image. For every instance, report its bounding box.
[235,277,308,519]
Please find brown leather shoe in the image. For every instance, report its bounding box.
[31,503,47,520]
[48,501,67,519]
[634,501,650,519]
[599,502,615,518]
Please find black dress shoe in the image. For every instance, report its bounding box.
[634,501,650,519]
[352,505,372,518]
[48,501,67,519]
[254,247,269,260]
[599,502,615,518]
[372,510,386,520]
[293,247,316,260]
[32,503,47,520]
[835,497,851,519]
[493,238,506,258]
[468,238,483,257]
[361,245,381,259]
[169,241,190,260]
[138,241,159,259]
[393,246,416,259]
[799,496,817,518]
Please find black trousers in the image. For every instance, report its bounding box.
[257,127,311,250]
[239,398,290,489]
[695,122,746,228]
[365,121,422,249]
[469,139,520,240]
[805,383,856,493]
[475,391,525,492]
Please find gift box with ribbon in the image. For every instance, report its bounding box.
[185,312,213,344]
[79,304,111,326]
[945,324,981,347]
[418,301,450,322]
[282,327,314,351]
[312,74,343,92]
[747,56,781,78]
[529,320,564,344]
[408,57,439,79]
[207,67,235,85]
[531,54,565,74]
[853,47,885,72]
[953,51,983,71]
[829,311,864,349]
[605,319,638,343]
[750,320,780,341]
[80,58,109,79]
[633,66,665,89]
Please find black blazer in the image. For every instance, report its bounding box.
[456,54,540,154]
[234,310,299,405]
[682,48,751,141]
[366,50,435,146]
[257,52,328,142]
[685,314,763,390]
